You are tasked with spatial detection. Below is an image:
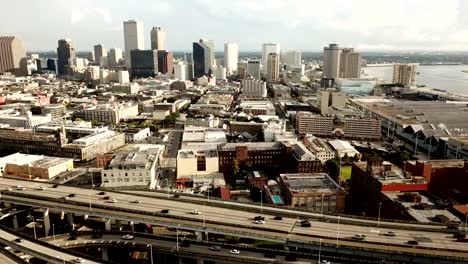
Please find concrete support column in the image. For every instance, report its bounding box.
[129,221,134,232]
[43,209,51,237]
[104,218,111,231]
[12,215,19,229]
[101,248,109,261]
[66,212,74,230]
[195,231,203,241]
[204,232,209,241]
[115,219,121,231]
[83,214,89,221]
[196,258,204,264]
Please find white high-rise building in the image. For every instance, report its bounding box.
[266,53,279,81]
[224,42,238,75]
[118,71,130,85]
[150,26,166,50]
[108,48,123,67]
[323,44,342,79]
[242,78,267,97]
[261,43,280,74]
[283,50,302,66]
[174,62,186,81]
[123,20,144,69]
[393,63,418,87]
[339,48,362,78]
[247,60,261,80]
[211,65,226,80]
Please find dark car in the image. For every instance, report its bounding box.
[91,233,103,239]
[68,194,76,198]
[52,184,59,188]
[301,220,311,227]
[68,236,77,241]
[98,191,106,195]
[454,232,466,239]
[209,245,221,251]
[103,196,111,200]
[14,238,22,243]
[173,194,180,198]
[407,240,419,245]
[447,225,459,230]
[273,216,283,220]
[254,216,265,221]
[161,209,170,214]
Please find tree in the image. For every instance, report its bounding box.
[324,159,340,182]
[232,159,240,178]
[91,119,98,127]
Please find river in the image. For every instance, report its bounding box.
[362,65,468,95]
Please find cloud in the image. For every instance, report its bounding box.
[71,7,112,25]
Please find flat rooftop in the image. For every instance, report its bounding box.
[280,173,345,194]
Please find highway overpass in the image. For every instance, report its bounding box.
[0,178,467,263]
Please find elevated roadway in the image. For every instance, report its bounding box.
[0,178,467,263]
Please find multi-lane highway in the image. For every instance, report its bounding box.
[0,226,101,264]
[0,178,467,261]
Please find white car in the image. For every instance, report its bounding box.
[38,186,47,190]
[352,233,366,240]
[108,199,118,203]
[255,220,265,224]
[14,185,25,190]
[122,234,134,240]
[229,249,240,255]
[73,258,85,263]
[190,210,202,215]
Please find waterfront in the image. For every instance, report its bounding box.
[363,65,468,95]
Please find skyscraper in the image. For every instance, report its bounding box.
[192,39,214,78]
[123,20,144,69]
[266,53,279,82]
[108,48,123,67]
[0,36,26,75]
[283,50,302,67]
[157,50,173,74]
[339,48,362,78]
[393,63,418,87]
[322,44,342,79]
[93,44,107,65]
[246,60,261,80]
[130,50,158,78]
[56,39,75,75]
[174,62,186,81]
[224,42,238,75]
[261,43,280,74]
[150,26,166,50]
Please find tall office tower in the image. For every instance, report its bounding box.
[184,53,194,80]
[322,43,342,79]
[339,48,362,78]
[0,36,26,75]
[211,65,227,80]
[130,50,158,78]
[317,90,331,115]
[261,43,280,74]
[150,26,166,50]
[93,44,107,64]
[46,59,57,73]
[192,39,214,78]
[57,39,76,75]
[283,50,302,66]
[224,42,238,74]
[246,60,261,80]
[266,53,279,81]
[123,20,144,69]
[157,50,173,74]
[108,48,123,67]
[174,62,186,81]
[393,63,418,87]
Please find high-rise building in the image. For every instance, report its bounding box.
[193,39,214,78]
[246,60,261,80]
[123,20,144,69]
[241,78,267,97]
[150,26,166,50]
[393,63,418,87]
[0,36,26,75]
[56,39,75,75]
[174,62,186,81]
[224,42,238,74]
[262,43,280,74]
[266,53,279,82]
[157,50,173,74]
[339,48,362,78]
[108,48,123,67]
[211,65,226,80]
[283,50,302,66]
[322,44,342,79]
[93,44,107,65]
[46,59,57,73]
[130,50,158,78]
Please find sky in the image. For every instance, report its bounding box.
[2,0,468,52]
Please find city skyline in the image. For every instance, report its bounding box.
[3,0,468,52]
